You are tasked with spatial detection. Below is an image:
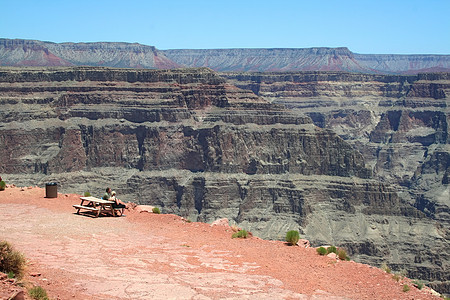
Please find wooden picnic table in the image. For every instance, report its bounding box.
[73,196,117,217]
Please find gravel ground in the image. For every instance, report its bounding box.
[0,186,441,299]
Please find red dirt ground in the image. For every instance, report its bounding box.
[0,186,441,299]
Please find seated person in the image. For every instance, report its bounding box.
[103,187,126,216]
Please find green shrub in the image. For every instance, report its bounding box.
[317,247,327,255]
[327,246,337,254]
[7,271,15,278]
[28,286,49,300]
[0,241,26,279]
[412,280,424,290]
[337,248,349,260]
[0,181,6,191]
[152,207,161,214]
[84,191,91,197]
[285,230,300,246]
[403,284,410,292]
[381,263,391,274]
[232,229,248,239]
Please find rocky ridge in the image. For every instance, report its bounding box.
[0,66,448,293]
[163,48,450,74]
[1,39,449,74]
[0,39,179,69]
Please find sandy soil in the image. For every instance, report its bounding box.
[0,186,441,299]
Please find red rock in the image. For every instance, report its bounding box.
[327,253,338,259]
[134,205,155,213]
[299,239,310,248]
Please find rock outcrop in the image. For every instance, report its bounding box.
[0,67,448,293]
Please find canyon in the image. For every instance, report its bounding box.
[0,66,448,294]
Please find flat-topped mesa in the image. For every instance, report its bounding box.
[0,39,180,69]
[163,47,362,73]
[163,48,450,74]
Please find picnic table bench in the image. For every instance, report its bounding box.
[73,196,118,217]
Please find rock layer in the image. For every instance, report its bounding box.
[224,71,450,293]
[0,67,448,293]
[1,39,449,74]
[163,48,450,74]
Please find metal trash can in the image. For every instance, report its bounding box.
[45,182,58,198]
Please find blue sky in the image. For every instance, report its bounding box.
[1,0,449,54]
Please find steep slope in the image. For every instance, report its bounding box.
[0,66,447,294]
[0,39,180,69]
[163,48,450,74]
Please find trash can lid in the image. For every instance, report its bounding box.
[46,182,57,186]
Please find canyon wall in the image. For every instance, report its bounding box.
[0,39,179,69]
[224,71,449,292]
[1,39,449,74]
[163,48,450,74]
[0,67,448,293]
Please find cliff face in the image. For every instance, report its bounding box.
[224,71,450,292]
[0,39,179,69]
[0,67,448,293]
[1,39,449,74]
[163,48,450,74]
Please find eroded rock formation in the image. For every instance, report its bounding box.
[0,67,448,293]
[2,39,449,74]
[224,71,449,292]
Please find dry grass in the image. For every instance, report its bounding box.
[0,240,26,279]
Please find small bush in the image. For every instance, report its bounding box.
[403,284,410,292]
[317,247,327,255]
[84,191,91,197]
[286,230,300,246]
[29,286,49,300]
[232,229,248,239]
[327,246,337,254]
[152,207,161,214]
[412,280,424,290]
[0,181,6,191]
[7,271,15,278]
[381,263,391,274]
[337,248,349,260]
[0,241,26,279]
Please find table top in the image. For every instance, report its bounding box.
[80,196,114,204]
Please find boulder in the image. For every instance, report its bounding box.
[210,218,230,227]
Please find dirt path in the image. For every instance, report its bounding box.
[0,187,440,299]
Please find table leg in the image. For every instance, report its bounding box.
[96,203,101,217]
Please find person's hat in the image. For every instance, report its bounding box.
[112,191,116,195]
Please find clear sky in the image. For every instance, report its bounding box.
[1,0,449,54]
